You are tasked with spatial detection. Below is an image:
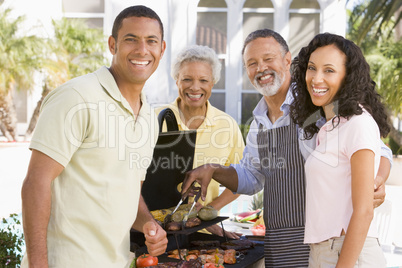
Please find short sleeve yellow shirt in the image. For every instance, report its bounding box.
[156,99,245,206]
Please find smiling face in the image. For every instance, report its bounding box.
[108,16,166,89]
[305,44,346,112]
[243,37,291,97]
[176,61,214,112]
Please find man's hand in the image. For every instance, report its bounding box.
[373,156,391,208]
[374,175,386,208]
[143,221,167,256]
[182,164,217,201]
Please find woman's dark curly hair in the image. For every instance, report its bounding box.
[290,33,390,139]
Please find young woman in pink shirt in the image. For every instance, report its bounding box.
[290,33,390,267]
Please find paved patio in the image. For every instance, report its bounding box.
[0,142,30,219]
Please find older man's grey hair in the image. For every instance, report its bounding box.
[242,29,289,57]
[171,45,221,84]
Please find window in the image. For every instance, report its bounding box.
[62,0,104,13]
[62,0,104,29]
[192,0,336,124]
[289,0,320,58]
[197,0,227,111]
[241,0,273,124]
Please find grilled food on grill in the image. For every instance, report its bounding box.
[150,208,173,222]
[220,239,255,250]
[165,221,181,231]
[197,206,218,221]
[153,203,204,230]
[172,209,197,222]
[185,217,201,228]
[149,258,202,268]
[151,204,192,222]
[166,247,235,265]
[190,240,221,248]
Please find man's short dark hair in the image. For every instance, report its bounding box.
[112,5,164,41]
[242,29,289,56]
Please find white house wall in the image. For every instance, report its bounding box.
[5,0,346,135]
[319,0,346,35]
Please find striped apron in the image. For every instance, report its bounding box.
[257,122,310,267]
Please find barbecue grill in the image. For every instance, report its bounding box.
[132,108,264,266]
[130,216,264,267]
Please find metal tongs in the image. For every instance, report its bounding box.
[163,182,200,228]
[181,190,202,229]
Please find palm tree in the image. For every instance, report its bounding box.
[365,38,401,114]
[348,0,401,47]
[347,0,402,153]
[0,7,44,141]
[25,18,108,138]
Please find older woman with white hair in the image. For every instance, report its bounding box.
[157,45,245,239]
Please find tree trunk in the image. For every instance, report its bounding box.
[0,91,18,141]
[0,122,14,141]
[25,83,51,140]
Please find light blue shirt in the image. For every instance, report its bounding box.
[233,88,393,195]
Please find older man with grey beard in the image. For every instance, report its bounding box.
[182,29,392,268]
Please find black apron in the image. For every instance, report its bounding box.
[257,122,310,267]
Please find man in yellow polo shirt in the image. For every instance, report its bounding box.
[21,6,168,268]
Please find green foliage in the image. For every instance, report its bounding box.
[51,18,108,79]
[130,257,136,268]
[43,18,109,89]
[347,0,401,47]
[24,17,109,136]
[0,214,24,267]
[249,190,264,211]
[387,136,402,155]
[347,0,402,117]
[0,7,45,94]
[0,8,108,93]
[366,40,402,115]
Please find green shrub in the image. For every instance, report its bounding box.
[389,137,402,155]
[0,214,24,267]
[383,136,402,155]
